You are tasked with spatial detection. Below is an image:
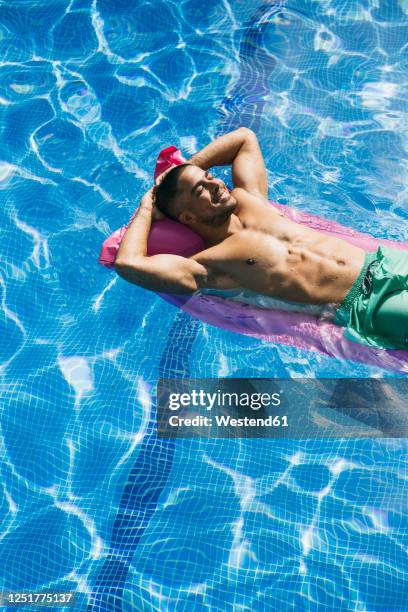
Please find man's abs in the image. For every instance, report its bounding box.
[193,227,366,305]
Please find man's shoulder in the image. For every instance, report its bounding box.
[231,186,268,207]
[231,186,250,199]
[231,186,285,218]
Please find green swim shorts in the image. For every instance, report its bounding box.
[334,246,408,350]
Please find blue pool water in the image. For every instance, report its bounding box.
[1,0,408,609]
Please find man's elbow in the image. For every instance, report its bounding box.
[114,256,129,274]
[239,127,256,139]
[114,256,143,280]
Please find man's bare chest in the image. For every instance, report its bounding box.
[235,203,296,243]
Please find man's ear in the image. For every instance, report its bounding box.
[179,209,195,225]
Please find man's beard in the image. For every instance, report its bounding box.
[204,201,237,226]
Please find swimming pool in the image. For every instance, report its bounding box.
[1,0,408,609]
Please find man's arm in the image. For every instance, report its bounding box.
[188,127,268,200]
[115,188,209,294]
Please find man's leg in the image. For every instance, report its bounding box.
[373,290,408,349]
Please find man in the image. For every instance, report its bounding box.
[115,127,408,350]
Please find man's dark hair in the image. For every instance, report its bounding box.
[155,163,192,221]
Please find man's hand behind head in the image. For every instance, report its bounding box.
[152,203,166,221]
[150,185,167,221]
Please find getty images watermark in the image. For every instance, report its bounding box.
[166,388,287,429]
[156,378,408,439]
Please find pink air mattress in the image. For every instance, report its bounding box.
[99,146,408,373]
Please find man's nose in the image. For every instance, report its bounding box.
[209,178,223,192]
[210,182,221,200]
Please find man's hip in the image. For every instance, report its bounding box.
[335,246,408,350]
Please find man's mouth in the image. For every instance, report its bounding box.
[214,188,229,204]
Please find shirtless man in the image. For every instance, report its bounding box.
[115,128,408,350]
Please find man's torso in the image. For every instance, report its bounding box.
[192,188,366,305]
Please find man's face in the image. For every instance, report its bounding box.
[176,165,237,226]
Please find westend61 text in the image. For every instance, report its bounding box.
[158,378,408,439]
[169,415,288,427]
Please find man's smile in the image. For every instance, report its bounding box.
[213,187,229,204]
